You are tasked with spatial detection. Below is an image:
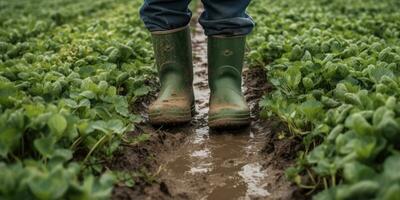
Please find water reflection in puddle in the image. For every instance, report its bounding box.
[191,149,211,158]
[239,163,270,199]
[193,126,209,144]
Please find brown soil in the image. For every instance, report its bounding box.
[110,125,190,200]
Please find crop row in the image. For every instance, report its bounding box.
[0,0,155,199]
[248,0,400,199]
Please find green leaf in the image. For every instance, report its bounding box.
[378,47,395,63]
[117,43,133,61]
[0,128,20,158]
[302,77,314,90]
[106,119,126,135]
[52,149,73,161]
[336,131,356,154]
[133,85,150,97]
[313,188,336,200]
[299,99,323,120]
[343,162,376,183]
[285,65,302,90]
[91,121,109,134]
[382,184,400,200]
[47,114,67,137]
[0,162,22,195]
[337,181,379,199]
[290,45,303,61]
[355,136,385,161]
[116,72,129,84]
[64,99,78,108]
[80,91,96,99]
[383,155,400,181]
[29,166,69,200]
[0,82,18,108]
[368,65,394,83]
[69,173,115,200]
[345,113,373,135]
[114,96,129,117]
[34,136,56,158]
[327,124,344,142]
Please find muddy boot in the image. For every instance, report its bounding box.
[208,36,250,129]
[148,26,195,125]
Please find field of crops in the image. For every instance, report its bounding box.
[0,0,155,199]
[1,0,400,199]
[249,0,400,199]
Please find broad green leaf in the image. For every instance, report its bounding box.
[90,121,109,134]
[34,136,56,158]
[290,45,303,61]
[299,99,323,120]
[106,119,125,135]
[69,173,115,200]
[47,114,67,137]
[80,91,96,99]
[28,166,69,200]
[383,155,400,181]
[133,85,150,97]
[345,113,373,135]
[337,181,379,200]
[0,127,21,158]
[343,162,376,183]
[285,65,302,90]
[0,82,18,107]
[368,65,394,83]
[0,163,20,195]
[382,184,400,200]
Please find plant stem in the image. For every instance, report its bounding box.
[84,134,108,163]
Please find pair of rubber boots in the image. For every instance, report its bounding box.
[148,26,250,129]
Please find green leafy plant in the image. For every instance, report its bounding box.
[0,0,155,199]
[249,0,400,198]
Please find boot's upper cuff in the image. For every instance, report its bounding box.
[151,25,189,35]
[209,35,246,39]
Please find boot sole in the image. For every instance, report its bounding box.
[208,114,250,129]
[149,114,192,125]
[149,105,195,125]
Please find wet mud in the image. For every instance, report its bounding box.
[111,7,303,200]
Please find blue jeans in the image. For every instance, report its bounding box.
[139,0,254,36]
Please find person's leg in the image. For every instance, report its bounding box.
[199,0,254,36]
[200,0,254,128]
[140,0,192,31]
[140,0,195,125]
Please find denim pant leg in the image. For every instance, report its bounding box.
[199,0,254,36]
[140,0,192,32]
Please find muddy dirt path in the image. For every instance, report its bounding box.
[111,6,301,200]
[154,23,272,200]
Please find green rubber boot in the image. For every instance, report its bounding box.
[208,36,250,128]
[148,26,194,125]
